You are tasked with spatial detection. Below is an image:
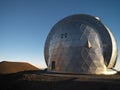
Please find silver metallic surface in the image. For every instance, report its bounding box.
[44,14,118,74]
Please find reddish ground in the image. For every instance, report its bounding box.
[0,61,39,74]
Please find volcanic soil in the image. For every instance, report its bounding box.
[0,61,120,90]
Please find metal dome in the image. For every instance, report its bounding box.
[44,14,118,74]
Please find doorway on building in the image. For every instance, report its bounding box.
[51,61,55,70]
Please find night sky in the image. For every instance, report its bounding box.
[0,0,120,70]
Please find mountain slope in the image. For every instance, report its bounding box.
[0,61,39,74]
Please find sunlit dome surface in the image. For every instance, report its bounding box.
[44,14,118,74]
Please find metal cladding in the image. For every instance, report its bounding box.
[44,14,118,74]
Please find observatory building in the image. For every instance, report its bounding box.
[44,14,117,74]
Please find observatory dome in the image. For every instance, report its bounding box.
[44,14,117,74]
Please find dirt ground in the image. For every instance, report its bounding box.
[0,70,120,90]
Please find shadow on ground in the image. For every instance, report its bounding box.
[0,70,120,90]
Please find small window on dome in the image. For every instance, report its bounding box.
[65,33,67,38]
